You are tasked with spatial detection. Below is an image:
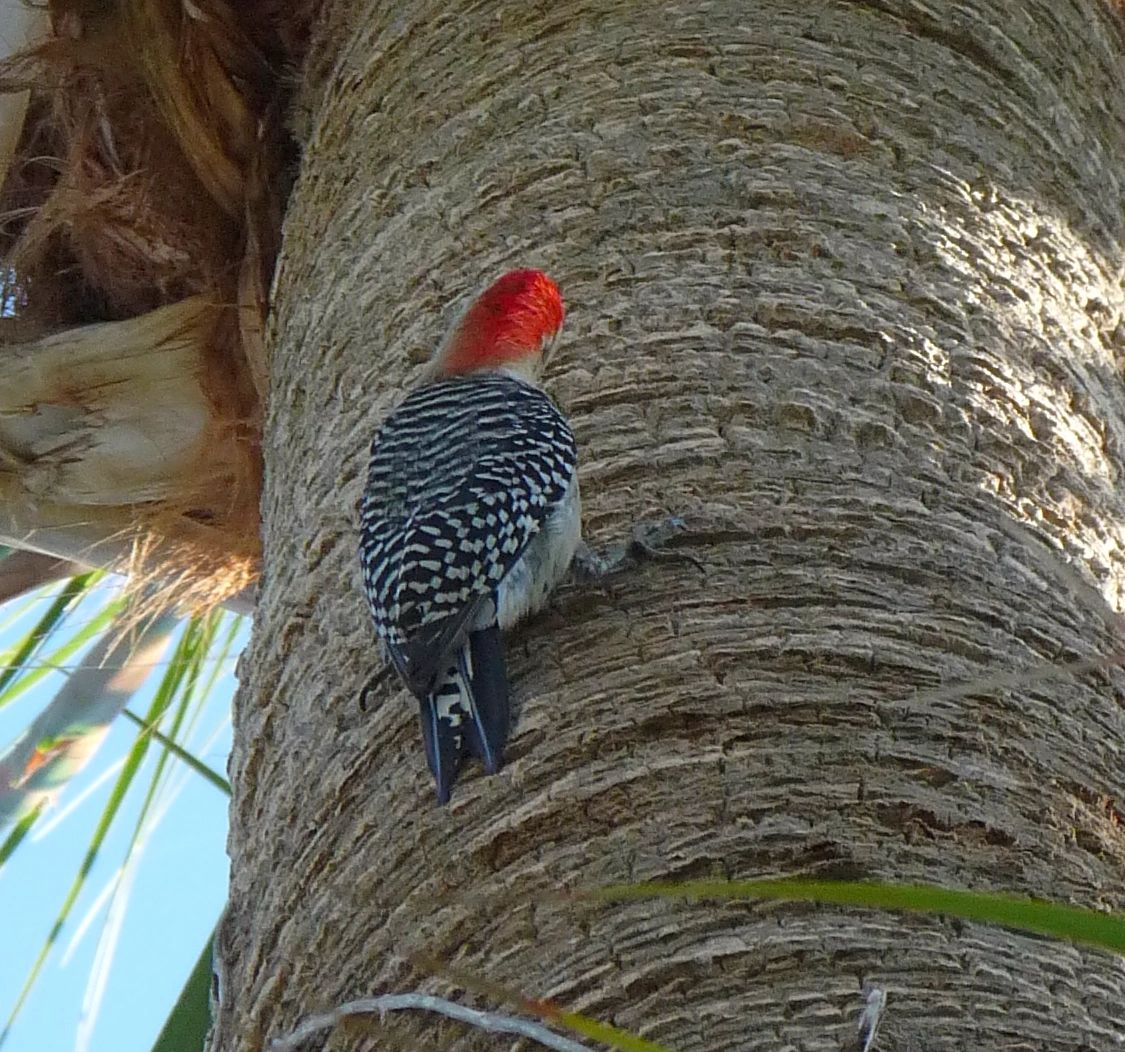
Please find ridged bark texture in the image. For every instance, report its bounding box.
[215,2,1125,1049]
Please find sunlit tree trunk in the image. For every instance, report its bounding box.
[215,2,1125,1048]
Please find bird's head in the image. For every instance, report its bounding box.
[432,269,565,381]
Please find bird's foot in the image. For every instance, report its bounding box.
[571,516,701,581]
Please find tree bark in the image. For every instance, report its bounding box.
[215,1,1125,1049]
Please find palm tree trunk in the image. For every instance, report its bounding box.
[214,1,1125,1048]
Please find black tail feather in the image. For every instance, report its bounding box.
[458,625,510,775]
[417,625,510,804]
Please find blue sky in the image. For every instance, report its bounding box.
[0,580,243,1052]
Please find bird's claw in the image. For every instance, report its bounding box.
[572,515,700,580]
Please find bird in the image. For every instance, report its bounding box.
[359,269,580,803]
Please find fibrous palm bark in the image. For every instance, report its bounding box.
[215,2,1125,1049]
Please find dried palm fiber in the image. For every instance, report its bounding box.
[0,12,241,320]
[0,0,307,610]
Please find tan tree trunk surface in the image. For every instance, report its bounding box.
[215,1,1125,1048]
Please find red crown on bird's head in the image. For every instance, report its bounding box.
[437,269,565,377]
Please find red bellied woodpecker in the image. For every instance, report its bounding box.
[359,270,579,803]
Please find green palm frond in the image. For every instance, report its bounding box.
[586,879,1125,957]
[0,560,243,1050]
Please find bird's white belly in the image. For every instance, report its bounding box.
[493,476,581,630]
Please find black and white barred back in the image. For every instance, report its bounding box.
[359,372,578,801]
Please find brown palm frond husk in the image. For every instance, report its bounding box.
[0,0,311,609]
